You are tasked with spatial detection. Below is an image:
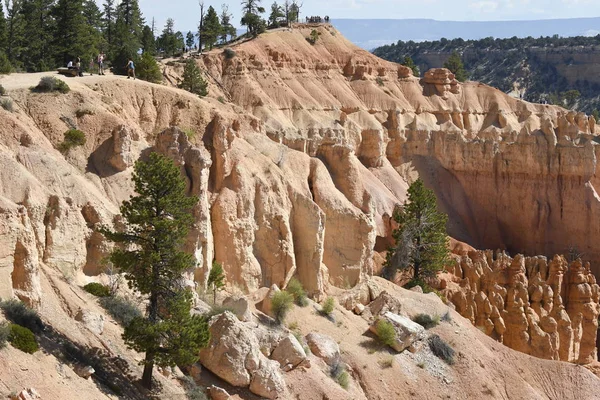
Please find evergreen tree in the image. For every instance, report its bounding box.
[0,2,6,50]
[140,25,155,54]
[136,51,161,83]
[82,0,104,59]
[207,261,225,304]
[197,1,205,52]
[52,0,90,67]
[282,0,296,26]
[268,1,283,28]
[102,0,116,53]
[401,55,419,77]
[240,0,265,37]
[100,153,210,390]
[200,6,220,50]
[443,51,468,82]
[114,0,143,55]
[19,0,54,71]
[4,0,24,65]
[384,179,449,284]
[219,4,235,43]
[179,59,207,97]
[185,31,194,49]
[158,18,178,56]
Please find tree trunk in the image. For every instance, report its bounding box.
[141,352,154,389]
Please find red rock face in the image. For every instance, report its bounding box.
[444,251,600,364]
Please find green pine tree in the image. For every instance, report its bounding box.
[158,18,178,56]
[402,55,419,77]
[219,4,236,44]
[240,0,265,37]
[268,1,284,28]
[207,261,225,304]
[136,51,161,83]
[185,31,194,49]
[384,179,449,285]
[99,153,210,390]
[0,3,6,51]
[200,6,220,50]
[140,25,155,54]
[443,51,468,82]
[114,0,144,56]
[22,0,55,70]
[102,0,116,53]
[4,0,24,65]
[179,59,208,97]
[52,0,90,67]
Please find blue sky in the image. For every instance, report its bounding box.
[108,0,600,34]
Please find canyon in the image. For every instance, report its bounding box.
[1,23,600,398]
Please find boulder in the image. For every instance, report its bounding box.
[74,365,95,379]
[75,309,105,335]
[209,385,232,400]
[260,285,281,317]
[249,359,287,399]
[305,332,340,366]
[199,312,286,398]
[368,291,402,317]
[270,334,307,371]
[223,295,253,322]
[370,312,425,352]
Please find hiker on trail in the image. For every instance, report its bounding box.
[67,60,73,68]
[76,57,83,77]
[98,53,105,75]
[89,57,94,76]
[126,58,136,80]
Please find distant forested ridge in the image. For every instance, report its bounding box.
[373,35,600,114]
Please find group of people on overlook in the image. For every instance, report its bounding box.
[66,53,136,79]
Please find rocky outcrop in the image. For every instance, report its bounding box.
[199,312,287,399]
[369,312,425,352]
[422,68,460,99]
[305,332,340,366]
[444,251,600,364]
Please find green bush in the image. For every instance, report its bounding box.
[137,52,163,83]
[179,59,208,97]
[441,310,452,322]
[375,319,396,348]
[306,29,321,45]
[320,297,335,316]
[58,129,86,153]
[428,334,455,365]
[0,52,12,74]
[0,299,44,333]
[8,324,39,354]
[204,305,235,320]
[412,313,440,329]
[287,278,308,307]
[83,282,111,297]
[330,362,349,390]
[75,108,94,118]
[0,84,5,96]
[0,98,13,112]
[223,48,236,59]
[181,376,209,400]
[34,76,70,94]
[99,296,142,327]
[0,322,9,348]
[271,291,293,325]
[376,77,384,86]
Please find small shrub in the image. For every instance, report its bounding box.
[429,334,455,365]
[83,282,111,297]
[404,277,434,293]
[181,376,209,400]
[223,48,236,59]
[1,98,13,112]
[376,77,384,86]
[0,84,5,96]
[182,128,197,140]
[330,362,349,390]
[0,299,44,333]
[306,29,321,45]
[137,51,163,83]
[217,96,225,104]
[8,324,39,354]
[75,108,94,118]
[34,76,70,94]
[287,278,308,307]
[58,129,86,153]
[287,321,299,330]
[0,51,12,74]
[413,313,440,329]
[378,355,394,368]
[0,322,9,348]
[320,297,335,316]
[99,296,142,327]
[271,290,293,325]
[179,59,208,97]
[417,361,426,369]
[375,319,396,348]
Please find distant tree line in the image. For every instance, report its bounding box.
[373,34,600,113]
[0,0,304,77]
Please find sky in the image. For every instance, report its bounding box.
[109,0,600,34]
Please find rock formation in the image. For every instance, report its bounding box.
[443,251,600,363]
